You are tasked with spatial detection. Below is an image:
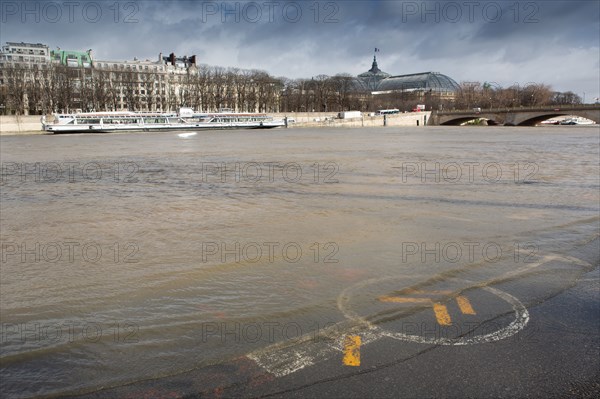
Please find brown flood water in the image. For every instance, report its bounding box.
[1,125,598,397]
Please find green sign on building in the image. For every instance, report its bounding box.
[50,49,93,67]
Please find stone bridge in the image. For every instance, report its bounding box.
[429,105,600,126]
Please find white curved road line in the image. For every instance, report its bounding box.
[248,252,593,376]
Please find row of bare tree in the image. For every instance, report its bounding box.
[0,64,286,115]
[279,74,366,112]
[280,79,583,113]
[452,82,582,110]
[0,63,584,115]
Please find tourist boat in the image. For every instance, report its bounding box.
[41,109,285,133]
[559,117,595,125]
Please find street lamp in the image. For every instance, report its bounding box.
[512,82,520,107]
[524,82,538,106]
[486,82,501,109]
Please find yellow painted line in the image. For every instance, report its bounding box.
[456,295,476,315]
[343,335,361,366]
[378,296,432,304]
[433,303,452,326]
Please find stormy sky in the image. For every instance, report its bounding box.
[2,0,599,101]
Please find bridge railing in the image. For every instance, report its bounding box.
[437,104,600,114]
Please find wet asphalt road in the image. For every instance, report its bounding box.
[71,239,599,399]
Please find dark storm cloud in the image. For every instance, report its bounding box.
[1,0,598,98]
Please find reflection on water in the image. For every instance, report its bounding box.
[1,126,599,397]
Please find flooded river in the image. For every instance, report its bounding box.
[1,126,598,397]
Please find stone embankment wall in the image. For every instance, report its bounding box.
[0,115,45,135]
[272,112,431,128]
[0,112,432,135]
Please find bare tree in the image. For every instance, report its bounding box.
[121,70,140,110]
[0,85,8,115]
[141,71,157,111]
[26,65,45,114]
[53,65,77,113]
[330,73,355,111]
[552,91,582,105]
[211,66,227,111]
[3,64,28,114]
[520,83,553,106]
[92,70,112,111]
[195,64,212,112]
[105,70,122,111]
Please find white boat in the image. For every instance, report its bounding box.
[42,109,285,133]
[559,117,595,125]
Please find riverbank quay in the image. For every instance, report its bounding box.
[0,115,45,135]
[0,112,431,135]
[275,111,430,128]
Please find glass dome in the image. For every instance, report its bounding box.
[375,72,460,93]
[357,56,391,91]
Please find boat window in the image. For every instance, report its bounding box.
[79,118,101,124]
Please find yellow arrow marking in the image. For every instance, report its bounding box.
[433,303,452,326]
[379,292,477,326]
[456,295,476,315]
[343,335,361,366]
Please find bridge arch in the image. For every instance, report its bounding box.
[513,111,600,126]
[439,114,502,126]
[432,106,600,126]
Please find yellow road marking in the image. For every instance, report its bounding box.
[456,295,476,315]
[379,291,476,326]
[343,335,361,366]
[433,303,452,326]
[378,296,432,303]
